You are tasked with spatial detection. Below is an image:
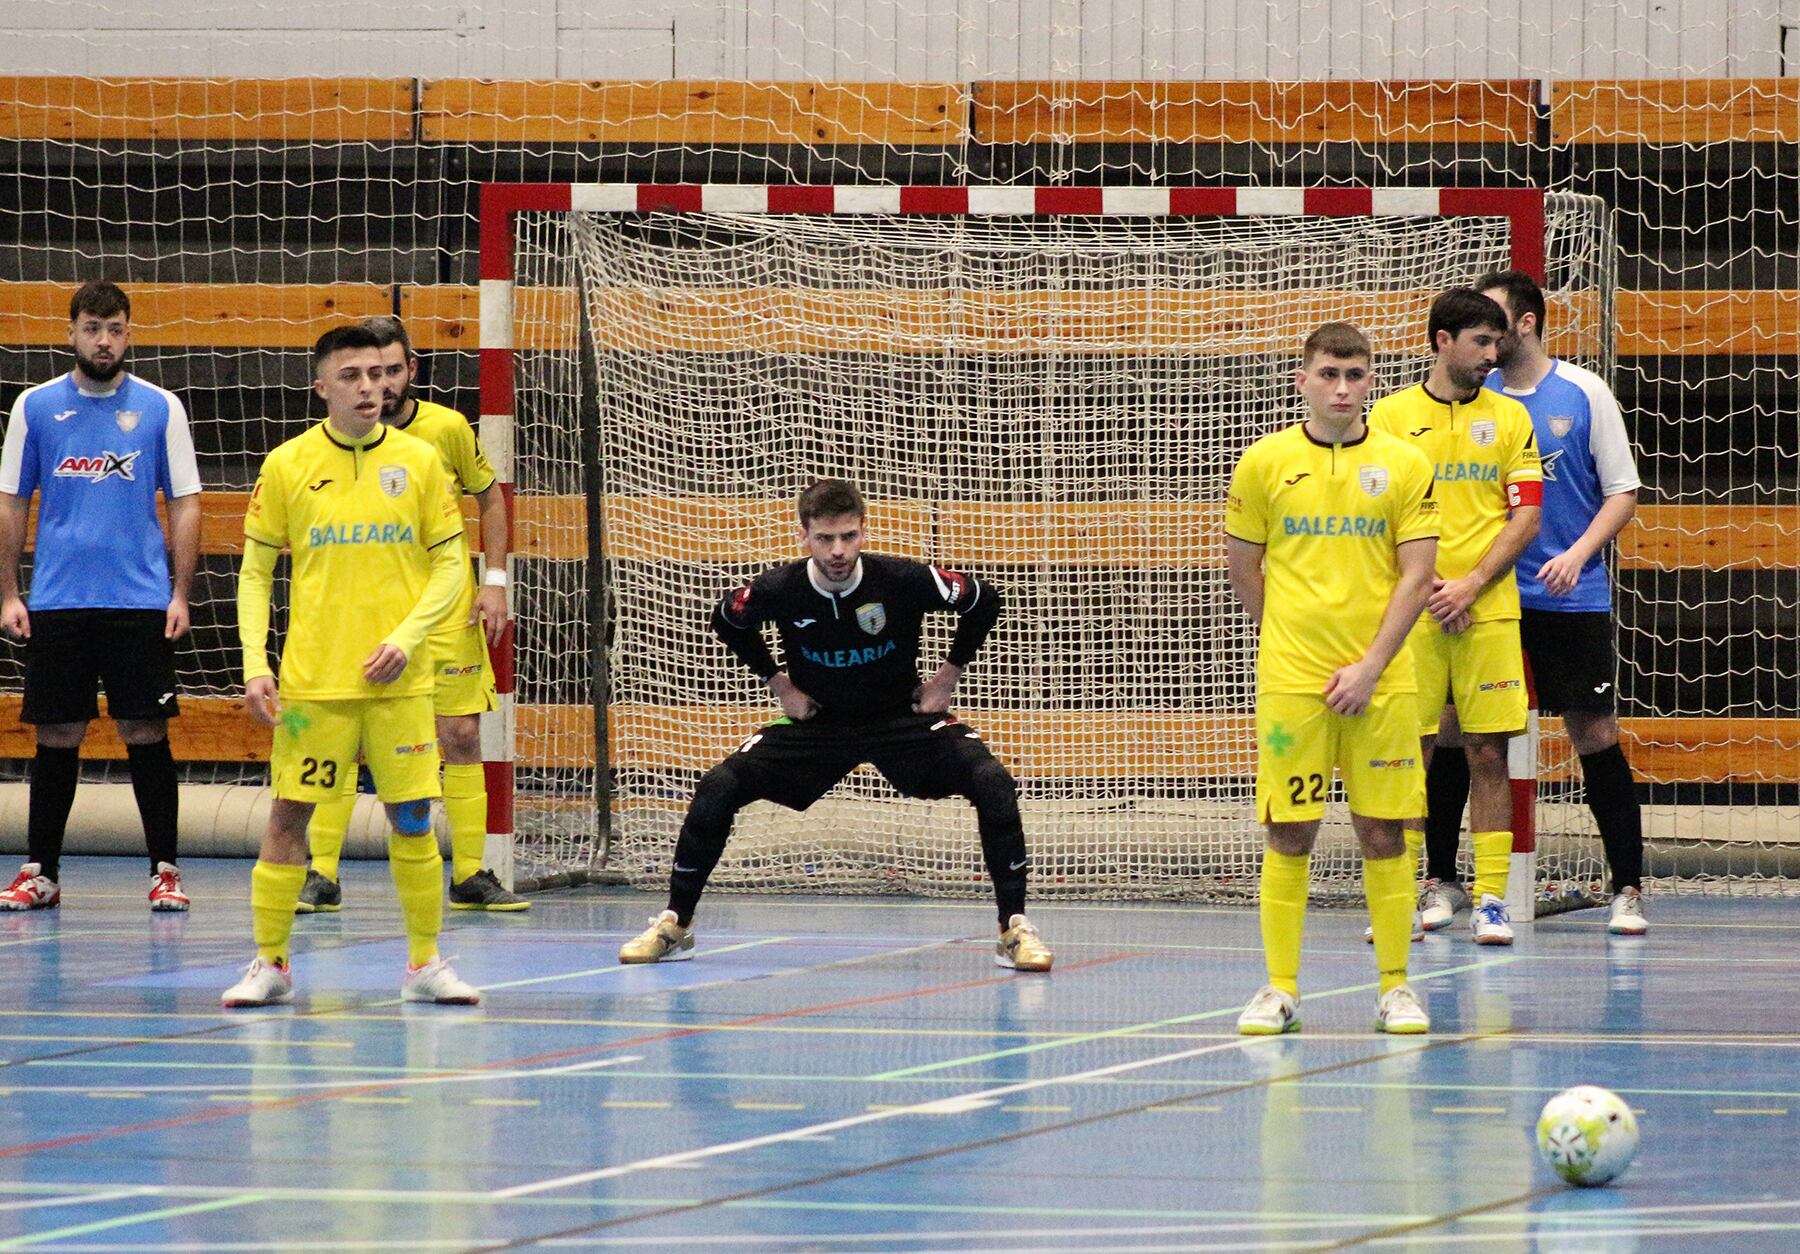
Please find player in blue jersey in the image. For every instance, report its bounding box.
[1421,269,1647,935]
[0,282,202,912]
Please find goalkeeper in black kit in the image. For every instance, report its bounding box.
[618,478,1053,971]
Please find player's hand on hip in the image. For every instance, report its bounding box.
[1323,661,1377,716]
[1536,551,1582,597]
[245,676,280,727]
[1,596,28,641]
[767,672,817,720]
[363,643,410,685]
[911,662,963,714]
[474,584,509,646]
[164,595,191,641]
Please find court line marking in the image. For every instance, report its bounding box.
[1714,1107,1789,1115]
[868,954,1519,1079]
[491,1033,1283,1198]
[0,1033,353,1049]
[472,937,794,991]
[0,1194,266,1251]
[481,1032,1520,1247]
[0,1189,151,1214]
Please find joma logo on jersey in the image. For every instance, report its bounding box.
[1281,515,1387,538]
[307,522,416,547]
[1436,462,1499,483]
[52,450,138,482]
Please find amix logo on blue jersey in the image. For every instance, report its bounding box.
[309,523,416,547]
[800,640,899,668]
[1282,515,1387,538]
[1436,462,1499,482]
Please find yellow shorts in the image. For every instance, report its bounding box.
[1255,691,1424,823]
[1408,616,1528,736]
[272,696,441,804]
[429,622,497,718]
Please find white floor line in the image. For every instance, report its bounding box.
[473,937,793,992]
[491,1034,1436,1198]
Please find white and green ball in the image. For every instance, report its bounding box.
[1537,1085,1640,1186]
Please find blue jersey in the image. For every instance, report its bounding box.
[1,373,202,611]
[1485,361,1640,613]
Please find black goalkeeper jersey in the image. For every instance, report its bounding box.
[711,554,1001,718]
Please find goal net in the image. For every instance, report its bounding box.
[500,184,1643,902]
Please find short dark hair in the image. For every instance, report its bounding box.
[70,281,129,324]
[361,315,416,358]
[1301,321,1372,365]
[1427,289,1509,352]
[797,478,866,526]
[1473,268,1548,339]
[312,323,385,371]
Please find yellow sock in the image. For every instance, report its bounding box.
[1363,852,1414,995]
[308,777,356,882]
[251,861,307,965]
[442,763,489,883]
[1471,830,1512,901]
[1403,828,1425,879]
[1259,848,1311,998]
[388,832,444,967]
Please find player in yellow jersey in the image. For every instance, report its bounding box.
[1369,289,1542,945]
[1225,322,1440,1035]
[223,324,482,1007]
[296,316,526,913]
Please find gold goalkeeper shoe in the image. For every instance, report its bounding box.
[619,909,695,963]
[995,913,1054,971]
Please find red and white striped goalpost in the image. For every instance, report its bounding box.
[476,182,1548,901]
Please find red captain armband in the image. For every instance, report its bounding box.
[1507,479,1543,509]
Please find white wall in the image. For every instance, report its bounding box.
[1,0,1789,78]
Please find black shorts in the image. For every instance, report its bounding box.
[721,711,1008,811]
[1519,608,1619,715]
[21,609,181,725]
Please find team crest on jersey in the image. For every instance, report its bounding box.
[1548,415,1574,438]
[114,410,140,433]
[1470,419,1497,447]
[378,465,408,498]
[855,602,887,635]
[1357,465,1389,497]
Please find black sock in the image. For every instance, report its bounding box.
[27,744,80,883]
[1580,744,1643,893]
[1424,750,1470,884]
[126,739,180,873]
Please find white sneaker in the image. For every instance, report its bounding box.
[1471,893,1515,945]
[0,862,59,911]
[1420,879,1468,931]
[1608,888,1647,936]
[1237,985,1301,1036]
[1364,910,1425,944]
[1375,984,1430,1034]
[222,957,294,1008]
[402,957,481,1004]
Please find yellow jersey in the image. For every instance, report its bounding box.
[243,421,465,700]
[390,399,496,637]
[1369,383,1542,622]
[1225,422,1439,696]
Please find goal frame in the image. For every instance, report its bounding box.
[478,182,1552,910]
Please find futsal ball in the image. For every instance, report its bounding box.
[1537,1085,1639,1186]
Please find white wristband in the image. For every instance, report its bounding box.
[483,569,508,588]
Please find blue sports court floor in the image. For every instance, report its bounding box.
[0,855,1795,1251]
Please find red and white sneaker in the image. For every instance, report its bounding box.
[0,862,59,911]
[149,862,189,912]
